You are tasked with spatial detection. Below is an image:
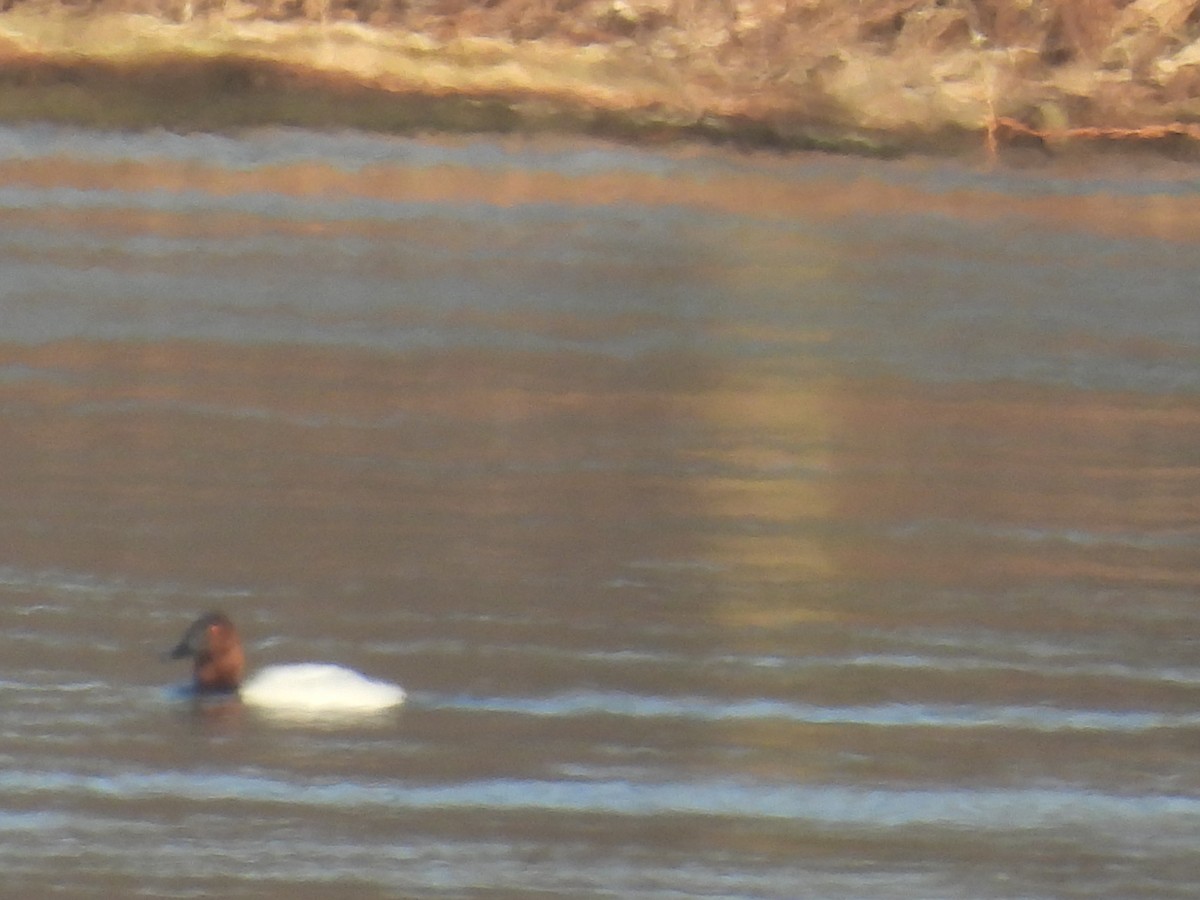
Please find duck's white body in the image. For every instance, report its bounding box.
[240,663,406,713]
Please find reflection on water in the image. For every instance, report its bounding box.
[0,125,1198,898]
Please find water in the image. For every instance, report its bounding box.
[0,125,1198,898]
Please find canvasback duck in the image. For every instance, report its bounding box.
[168,611,405,714]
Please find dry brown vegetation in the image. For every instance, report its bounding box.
[3,0,1200,154]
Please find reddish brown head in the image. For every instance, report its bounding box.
[168,611,246,693]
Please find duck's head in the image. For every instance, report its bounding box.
[168,611,246,694]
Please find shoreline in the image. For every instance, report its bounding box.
[1,7,1199,161]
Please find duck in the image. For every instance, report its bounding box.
[167,611,405,714]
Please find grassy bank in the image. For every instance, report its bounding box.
[3,0,1200,156]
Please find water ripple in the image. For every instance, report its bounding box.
[423,690,1200,732]
[0,767,1197,834]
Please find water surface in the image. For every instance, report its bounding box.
[0,126,1198,898]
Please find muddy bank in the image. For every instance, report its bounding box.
[2,1,1200,157]
[0,50,874,152]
